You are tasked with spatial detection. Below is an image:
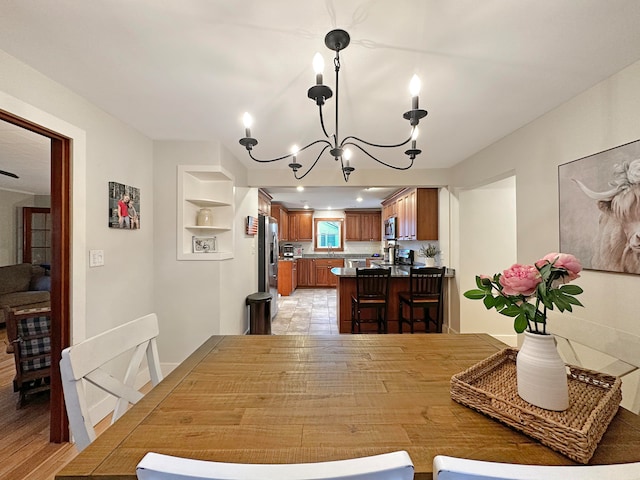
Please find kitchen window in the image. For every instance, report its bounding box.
[314,218,344,252]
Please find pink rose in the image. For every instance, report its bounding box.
[536,252,582,281]
[499,264,541,296]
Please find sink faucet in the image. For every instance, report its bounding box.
[327,245,334,257]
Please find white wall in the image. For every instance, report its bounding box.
[456,176,517,345]
[450,60,640,409]
[153,141,254,366]
[0,48,155,345]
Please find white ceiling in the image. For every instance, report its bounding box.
[0,121,50,195]
[2,1,640,206]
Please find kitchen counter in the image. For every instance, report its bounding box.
[331,265,455,278]
[331,265,455,333]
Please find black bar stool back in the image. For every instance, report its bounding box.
[351,268,391,334]
[398,267,446,333]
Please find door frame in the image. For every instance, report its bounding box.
[0,109,71,442]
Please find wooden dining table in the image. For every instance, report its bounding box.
[55,334,640,480]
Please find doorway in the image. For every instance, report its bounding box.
[0,110,71,442]
[457,175,517,345]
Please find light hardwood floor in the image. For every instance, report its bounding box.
[0,327,75,480]
[0,289,338,480]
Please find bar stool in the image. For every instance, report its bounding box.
[351,268,391,334]
[398,267,445,333]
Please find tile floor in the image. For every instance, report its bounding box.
[271,288,340,335]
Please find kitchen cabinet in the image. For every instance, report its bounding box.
[271,204,289,241]
[382,188,438,241]
[314,258,344,287]
[258,189,272,216]
[382,197,399,220]
[278,260,297,296]
[177,165,234,261]
[296,258,343,287]
[296,258,314,287]
[288,211,313,241]
[345,210,382,241]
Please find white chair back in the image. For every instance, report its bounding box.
[136,451,414,480]
[433,455,640,479]
[60,313,163,451]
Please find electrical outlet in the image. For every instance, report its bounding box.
[89,249,104,267]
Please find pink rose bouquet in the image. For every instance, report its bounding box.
[464,253,584,334]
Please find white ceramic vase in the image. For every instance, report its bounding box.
[516,330,569,411]
[424,257,436,267]
[196,208,213,226]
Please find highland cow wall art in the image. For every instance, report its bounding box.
[559,139,640,274]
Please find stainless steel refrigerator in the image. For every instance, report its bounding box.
[258,215,279,319]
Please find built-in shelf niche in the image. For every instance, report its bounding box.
[177,165,234,261]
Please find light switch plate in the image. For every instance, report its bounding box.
[89,249,104,267]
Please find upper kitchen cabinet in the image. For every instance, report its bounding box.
[271,203,289,242]
[258,188,272,217]
[177,165,234,261]
[288,211,313,242]
[382,188,438,241]
[345,210,382,241]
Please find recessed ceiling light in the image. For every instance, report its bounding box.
[304,204,310,209]
[296,186,304,192]
[356,196,363,202]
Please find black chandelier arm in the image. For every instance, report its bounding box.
[340,131,414,150]
[318,104,332,140]
[246,139,333,163]
[293,144,332,180]
[343,141,416,171]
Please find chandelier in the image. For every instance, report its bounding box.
[239,29,428,183]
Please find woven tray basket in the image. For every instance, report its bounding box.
[450,348,622,464]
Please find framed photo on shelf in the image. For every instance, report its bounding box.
[192,236,217,253]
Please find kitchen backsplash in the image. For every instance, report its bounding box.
[294,240,384,256]
[292,239,442,263]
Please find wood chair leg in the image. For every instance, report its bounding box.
[351,301,356,334]
[410,305,415,334]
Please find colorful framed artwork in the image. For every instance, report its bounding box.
[108,182,140,229]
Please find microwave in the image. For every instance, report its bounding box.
[384,217,397,240]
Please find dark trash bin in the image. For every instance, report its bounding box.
[246,292,272,334]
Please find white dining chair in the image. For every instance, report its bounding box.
[60,313,163,452]
[433,455,640,479]
[136,451,414,480]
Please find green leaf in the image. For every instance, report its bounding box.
[552,291,571,312]
[522,302,537,319]
[565,296,584,307]
[494,296,507,310]
[483,295,496,309]
[463,290,486,300]
[514,314,528,333]
[560,284,583,295]
[500,305,521,317]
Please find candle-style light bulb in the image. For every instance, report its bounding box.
[343,148,352,167]
[313,53,324,85]
[290,144,299,160]
[243,112,253,138]
[409,75,421,110]
[411,127,419,149]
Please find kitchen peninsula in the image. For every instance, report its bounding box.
[331,265,455,334]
